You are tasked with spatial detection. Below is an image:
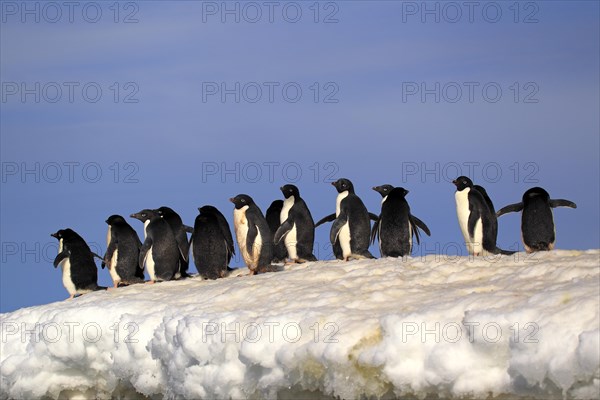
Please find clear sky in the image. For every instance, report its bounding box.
[1,1,598,313]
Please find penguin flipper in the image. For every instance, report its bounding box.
[368,213,379,222]
[408,214,431,244]
[330,214,347,245]
[370,219,380,246]
[496,202,524,217]
[315,213,336,227]
[247,223,258,257]
[103,240,118,269]
[53,250,70,268]
[139,238,152,270]
[550,199,577,209]
[274,219,293,244]
[467,208,480,239]
[216,214,235,256]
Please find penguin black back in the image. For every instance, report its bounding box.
[275,184,317,263]
[192,205,235,279]
[497,187,577,252]
[266,200,288,262]
[131,209,181,282]
[51,228,105,298]
[372,186,431,257]
[156,206,191,278]
[103,215,144,286]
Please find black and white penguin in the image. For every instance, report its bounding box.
[130,209,182,283]
[266,200,288,263]
[230,194,274,274]
[156,206,192,278]
[371,185,431,257]
[51,229,106,299]
[102,215,145,287]
[453,176,515,256]
[497,187,577,253]
[191,205,235,279]
[274,184,318,263]
[316,178,375,261]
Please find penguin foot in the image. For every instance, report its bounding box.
[145,280,156,285]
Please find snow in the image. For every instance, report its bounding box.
[1,250,599,400]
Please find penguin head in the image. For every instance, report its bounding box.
[156,206,176,218]
[198,205,218,215]
[452,176,473,191]
[390,187,409,198]
[130,209,159,222]
[372,184,395,197]
[106,215,127,226]
[230,194,254,209]
[523,187,550,202]
[280,184,299,199]
[50,228,77,241]
[332,178,354,194]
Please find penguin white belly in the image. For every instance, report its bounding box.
[285,223,298,260]
[145,248,156,281]
[280,196,294,222]
[234,206,254,267]
[378,220,383,254]
[252,228,263,266]
[339,222,351,259]
[143,220,150,238]
[280,197,298,260]
[60,259,77,295]
[455,189,473,253]
[57,239,76,295]
[336,191,349,217]
[408,220,413,252]
[472,220,484,255]
[109,249,121,284]
[106,226,112,248]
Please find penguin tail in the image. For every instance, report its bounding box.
[359,251,376,259]
[255,264,283,274]
[492,247,517,256]
[94,285,108,291]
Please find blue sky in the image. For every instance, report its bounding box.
[1,1,598,313]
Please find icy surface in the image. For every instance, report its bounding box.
[1,250,599,399]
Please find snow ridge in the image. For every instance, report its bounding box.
[1,250,599,399]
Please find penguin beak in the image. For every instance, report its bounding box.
[330,182,336,186]
[229,198,235,203]
[279,186,284,191]
[452,179,458,185]
[372,186,378,191]
[198,207,203,213]
[50,232,58,238]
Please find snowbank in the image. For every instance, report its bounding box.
[1,250,599,399]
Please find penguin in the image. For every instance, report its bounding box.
[102,215,145,287]
[130,209,182,283]
[371,185,431,257]
[496,187,576,253]
[453,176,515,256]
[316,178,375,261]
[51,229,106,299]
[230,194,275,274]
[191,205,235,279]
[266,200,288,263]
[156,206,191,278]
[274,184,318,263]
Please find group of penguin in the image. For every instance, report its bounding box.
[50,177,577,299]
